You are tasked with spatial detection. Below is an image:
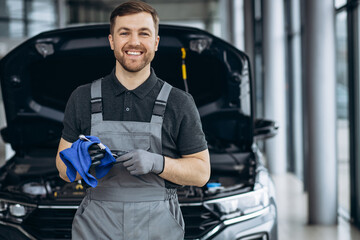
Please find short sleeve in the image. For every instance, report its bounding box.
[62,89,81,143]
[176,94,208,155]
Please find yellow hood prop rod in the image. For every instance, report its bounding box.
[181,48,189,93]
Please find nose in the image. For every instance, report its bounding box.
[128,33,140,46]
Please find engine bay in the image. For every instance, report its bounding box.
[0,150,256,203]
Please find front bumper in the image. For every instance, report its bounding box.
[0,203,277,240]
[188,203,277,240]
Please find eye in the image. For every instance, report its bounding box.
[119,32,129,36]
[140,32,150,36]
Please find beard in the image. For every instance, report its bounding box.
[114,45,155,72]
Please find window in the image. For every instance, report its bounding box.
[0,0,56,38]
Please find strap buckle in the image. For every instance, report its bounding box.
[152,100,167,117]
[91,97,102,114]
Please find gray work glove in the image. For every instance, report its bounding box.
[116,149,165,175]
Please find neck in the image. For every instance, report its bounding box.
[115,63,151,90]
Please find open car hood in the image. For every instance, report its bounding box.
[0,24,254,153]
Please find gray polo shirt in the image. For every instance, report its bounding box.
[62,68,207,160]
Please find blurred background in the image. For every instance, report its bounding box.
[0,0,359,239]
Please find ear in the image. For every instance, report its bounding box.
[108,34,114,50]
[155,36,160,52]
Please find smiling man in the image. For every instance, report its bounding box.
[55,1,210,239]
[110,11,157,74]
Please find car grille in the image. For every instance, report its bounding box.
[22,208,76,239]
[182,205,220,239]
[21,205,220,239]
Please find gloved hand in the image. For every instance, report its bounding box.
[116,149,165,175]
[88,144,106,167]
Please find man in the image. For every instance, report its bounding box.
[55,1,210,239]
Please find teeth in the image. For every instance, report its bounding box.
[127,51,141,55]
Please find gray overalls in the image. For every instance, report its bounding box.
[72,79,185,240]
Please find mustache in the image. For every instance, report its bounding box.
[122,45,146,52]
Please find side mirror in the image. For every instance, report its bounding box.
[254,119,279,140]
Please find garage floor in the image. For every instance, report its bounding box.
[273,173,360,240]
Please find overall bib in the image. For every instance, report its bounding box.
[72,79,185,240]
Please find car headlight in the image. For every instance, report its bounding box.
[9,204,27,217]
[0,199,36,223]
[204,188,270,220]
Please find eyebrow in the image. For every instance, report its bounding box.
[116,27,152,33]
[116,27,130,33]
[138,27,151,32]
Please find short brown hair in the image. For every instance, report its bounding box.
[110,0,159,35]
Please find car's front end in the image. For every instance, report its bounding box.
[0,151,277,240]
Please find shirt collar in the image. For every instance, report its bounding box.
[110,68,126,96]
[110,68,158,99]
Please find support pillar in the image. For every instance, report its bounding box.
[263,0,287,174]
[303,0,337,225]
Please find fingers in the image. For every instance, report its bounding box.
[88,143,102,152]
[126,165,137,171]
[88,143,100,150]
[122,160,141,175]
[89,148,104,155]
[91,152,105,161]
[116,152,133,162]
[129,170,141,176]
[116,151,136,172]
[122,159,134,168]
[88,144,105,161]
[114,150,148,175]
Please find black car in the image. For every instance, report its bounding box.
[0,24,278,240]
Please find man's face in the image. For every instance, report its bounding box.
[108,12,159,73]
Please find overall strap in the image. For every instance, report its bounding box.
[151,82,172,124]
[90,78,103,124]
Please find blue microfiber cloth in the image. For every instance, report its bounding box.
[60,136,116,187]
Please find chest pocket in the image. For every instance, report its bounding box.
[96,131,151,152]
